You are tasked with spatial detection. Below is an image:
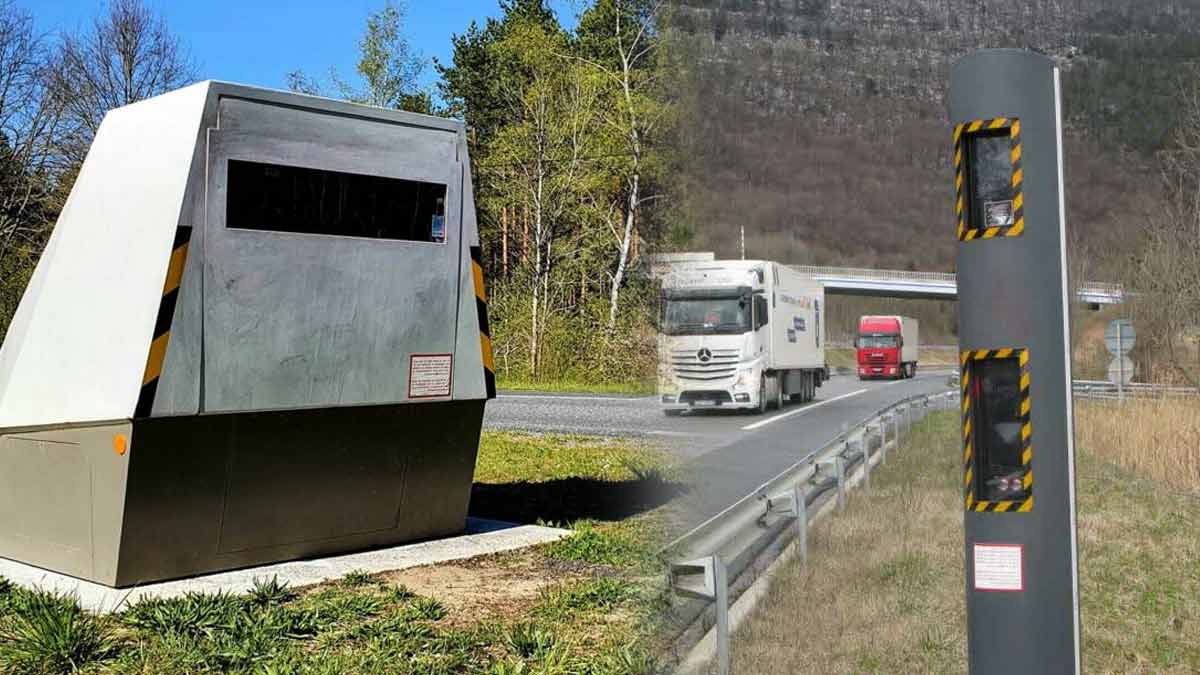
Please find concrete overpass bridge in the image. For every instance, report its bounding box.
[791,264,1123,305]
[649,254,1124,305]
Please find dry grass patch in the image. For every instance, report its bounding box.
[726,410,1200,674]
[1076,398,1200,493]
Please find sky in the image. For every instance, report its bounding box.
[24,0,580,93]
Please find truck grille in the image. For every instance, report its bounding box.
[670,348,739,381]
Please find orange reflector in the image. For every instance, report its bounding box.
[114,434,128,456]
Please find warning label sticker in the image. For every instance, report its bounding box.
[973,543,1023,592]
[409,354,453,398]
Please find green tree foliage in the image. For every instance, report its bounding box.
[440,1,675,385]
[288,1,432,114]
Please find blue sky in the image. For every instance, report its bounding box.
[25,1,579,92]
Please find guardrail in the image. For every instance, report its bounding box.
[1072,379,1200,400]
[663,389,959,674]
[944,372,1199,401]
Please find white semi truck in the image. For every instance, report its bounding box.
[658,260,827,415]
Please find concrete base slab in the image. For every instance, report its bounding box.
[0,518,568,613]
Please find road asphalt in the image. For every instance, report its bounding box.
[484,370,955,532]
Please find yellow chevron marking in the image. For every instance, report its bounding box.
[956,172,963,190]
[1013,193,1023,211]
[1022,447,1032,465]
[1012,168,1023,186]
[964,467,973,487]
[964,418,972,440]
[1011,144,1022,164]
[1018,498,1034,512]
[1011,119,1021,136]
[1009,217,1025,236]
[1020,397,1031,416]
[962,369,970,391]
[960,351,970,366]
[975,501,990,512]
[472,260,486,302]
[143,333,170,386]
[1022,423,1032,441]
[1020,372,1031,391]
[163,243,189,295]
[480,333,495,372]
[995,348,1013,359]
[975,350,990,360]
[994,501,1012,512]
[956,195,964,214]
[965,229,978,241]
[954,124,964,143]
[954,147,962,167]
[1019,349,1030,366]
[989,117,1008,129]
[964,441,972,463]
[983,227,1000,238]
[962,396,971,414]
[968,119,984,132]
[1023,471,1033,489]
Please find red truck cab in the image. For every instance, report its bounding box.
[856,315,918,379]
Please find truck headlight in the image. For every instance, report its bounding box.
[734,368,755,387]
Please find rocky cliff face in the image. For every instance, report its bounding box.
[670,0,1196,271]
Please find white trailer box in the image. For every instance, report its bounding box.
[900,316,920,365]
[658,259,826,414]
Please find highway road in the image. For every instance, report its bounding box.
[484,370,954,531]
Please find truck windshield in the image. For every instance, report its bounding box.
[859,335,898,348]
[662,297,751,335]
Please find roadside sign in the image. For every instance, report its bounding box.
[1104,320,1135,355]
[1107,356,1135,386]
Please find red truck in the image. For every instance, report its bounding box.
[856,315,919,380]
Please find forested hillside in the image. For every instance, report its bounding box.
[668,0,1200,273]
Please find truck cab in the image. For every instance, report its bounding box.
[658,260,826,414]
[856,315,919,380]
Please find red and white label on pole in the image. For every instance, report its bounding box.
[973,543,1024,592]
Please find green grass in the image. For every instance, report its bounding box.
[725,409,1200,673]
[496,378,655,396]
[475,431,673,485]
[0,570,662,674]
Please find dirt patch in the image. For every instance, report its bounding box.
[379,551,582,626]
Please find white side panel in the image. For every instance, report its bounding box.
[766,264,824,371]
[902,317,919,363]
[0,83,210,427]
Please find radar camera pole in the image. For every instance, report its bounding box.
[950,50,1081,674]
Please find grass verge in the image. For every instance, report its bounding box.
[1075,398,1200,494]
[497,378,655,396]
[0,433,677,674]
[727,409,1200,673]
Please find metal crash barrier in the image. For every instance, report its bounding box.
[0,82,495,587]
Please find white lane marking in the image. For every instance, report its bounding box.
[496,393,651,402]
[740,389,869,431]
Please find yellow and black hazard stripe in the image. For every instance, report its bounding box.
[134,226,192,418]
[470,245,496,399]
[961,347,1033,513]
[953,117,1024,241]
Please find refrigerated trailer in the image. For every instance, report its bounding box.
[856,315,919,379]
[658,260,827,414]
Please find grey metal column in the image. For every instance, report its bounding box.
[951,49,1081,674]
